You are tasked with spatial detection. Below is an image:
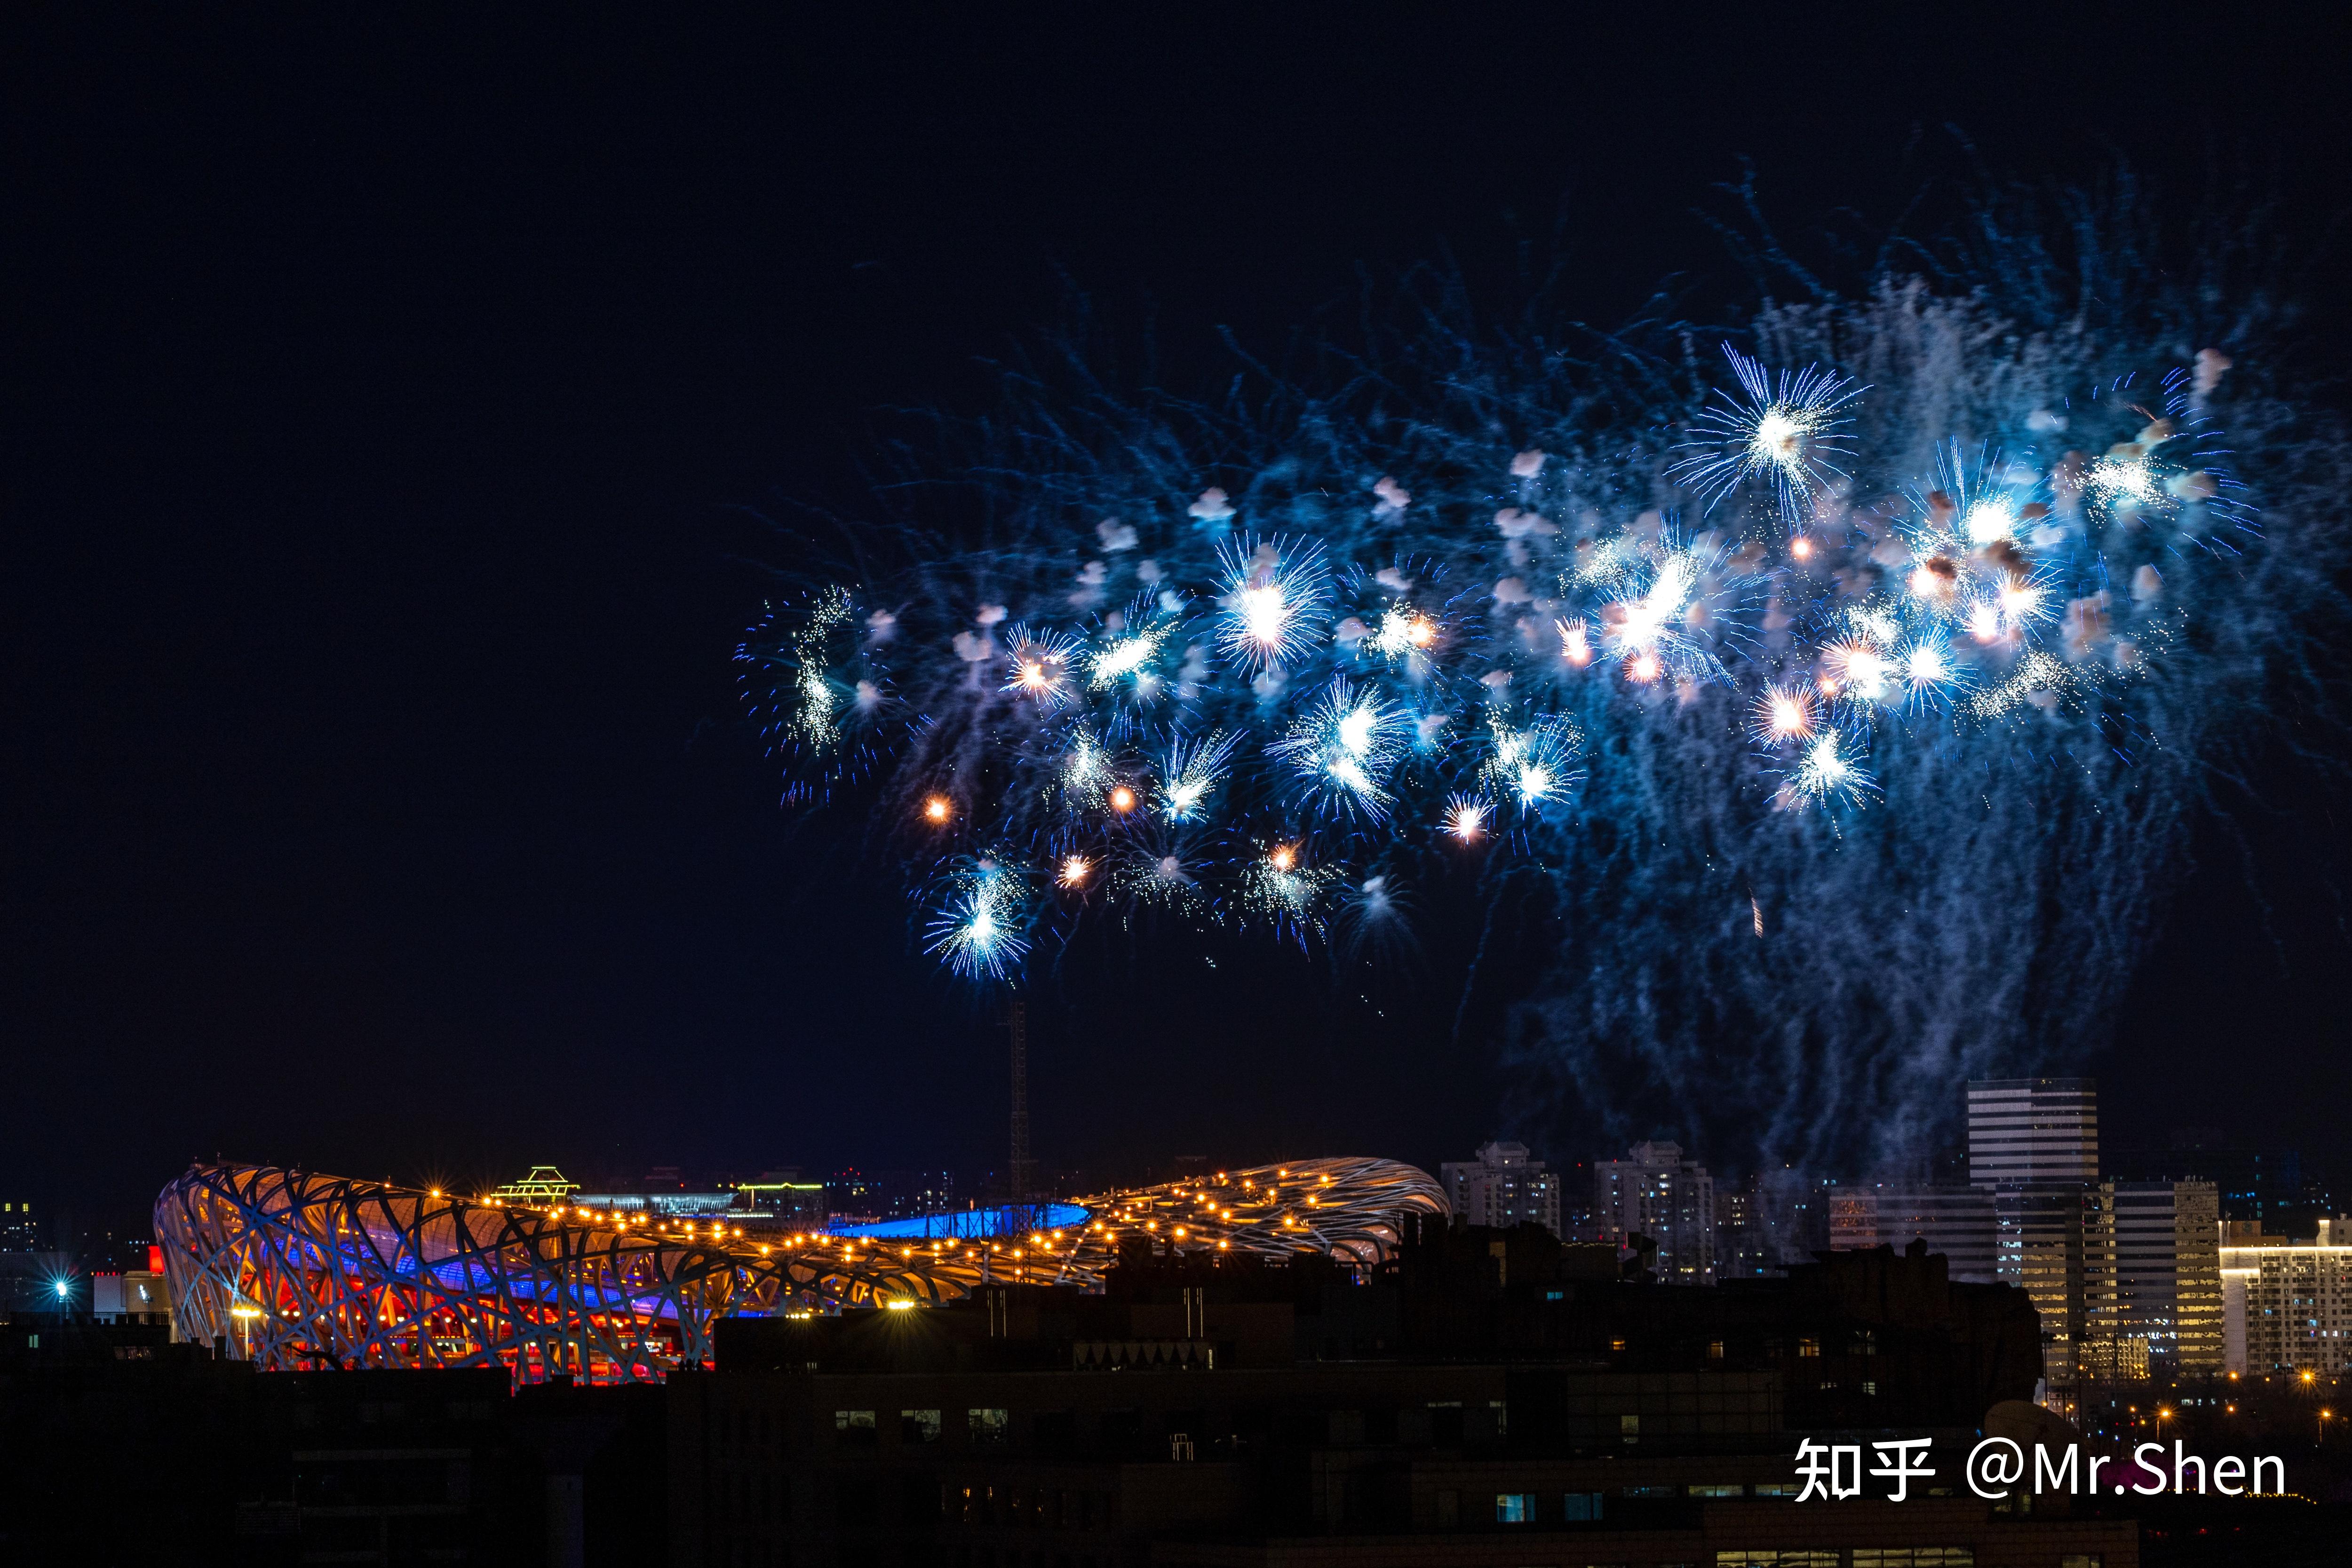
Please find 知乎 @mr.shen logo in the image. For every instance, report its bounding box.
[1791,1437,2287,1501]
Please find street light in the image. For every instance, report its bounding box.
[2322,1409,2334,1447]
[229,1303,263,1360]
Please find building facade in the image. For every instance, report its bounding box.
[1592,1143,1714,1285]
[1439,1143,1561,1239]
[1993,1187,2087,1394]
[1966,1078,2098,1187]
[2222,1234,2352,1375]
[2081,1180,2224,1378]
[1826,1185,1998,1283]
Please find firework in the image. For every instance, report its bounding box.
[748,334,2253,982]
[1671,346,1864,523]
[738,193,2332,1189]
[924,862,1028,979]
[1242,841,1339,944]
[1156,730,1240,822]
[1216,537,1327,676]
[1272,676,1409,821]
[1442,793,1491,842]
[1002,625,1083,708]
[1749,682,1817,747]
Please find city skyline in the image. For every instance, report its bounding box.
[7,14,2352,1561]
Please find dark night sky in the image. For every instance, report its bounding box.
[5,8,2349,1231]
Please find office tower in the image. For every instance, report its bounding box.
[1967,1078,2098,1187]
[1994,1187,2089,1393]
[1593,1142,1715,1285]
[2081,1180,2224,1379]
[1439,1142,1562,1238]
[1828,1185,1999,1283]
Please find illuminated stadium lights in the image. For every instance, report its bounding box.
[157,1156,1444,1384]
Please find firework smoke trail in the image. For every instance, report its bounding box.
[736,184,2344,1180]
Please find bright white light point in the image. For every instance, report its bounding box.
[2000,582,2042,618]
[1327,755,1373,795]
[1905,646,1949,685]
[1969,604,2002,641]
[1908,566,1950,599]
[1964,499,2016,544]
[1559,622,1592,665]
[1807,737,1848,782]
[1627,651,1662,682]
[1090,632,1159,685]
[1517,764,1552,803]
[1238,584,1288,647]
[1836,645,1889,698]
[1754,411,1803,466]
[1058,855,1089,887]
[1268,845,1295,871]
[1336,706,1377,756]
[1446,802,1487,840]
[1789,536,1813,560]
[1768,695,1807,738]
[1166,780,1204,812]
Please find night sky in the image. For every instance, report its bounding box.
[7,10,2350,1233]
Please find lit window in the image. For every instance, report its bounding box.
[1494,1492,1533,1523]
[968,1407,1009,1448]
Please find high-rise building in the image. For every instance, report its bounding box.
[1592,1142,1715,1285]
[1966,1079,2101,1396]
[1994,1186,2089,1393]
[1828,1186,1999,1283]
[1715,1169,1835,1279]
[2082,1180,2224,1378]
[2222,1226,2352,1376]
[0,1199,37,1251]
[1967,1078,2098,1187]
[1716,1187,1771,1278]
[1439,1142,1561,1238]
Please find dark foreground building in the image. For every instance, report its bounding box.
[0,1317,667,1563]
[662,1223,2114,1568]
[24,1212,2345,1564]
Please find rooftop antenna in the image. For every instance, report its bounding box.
[1007,998,1033,1204]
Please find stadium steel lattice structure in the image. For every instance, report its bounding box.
[155,1156,1447,1382]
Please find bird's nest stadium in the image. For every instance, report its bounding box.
[155,1157,1447,1383]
